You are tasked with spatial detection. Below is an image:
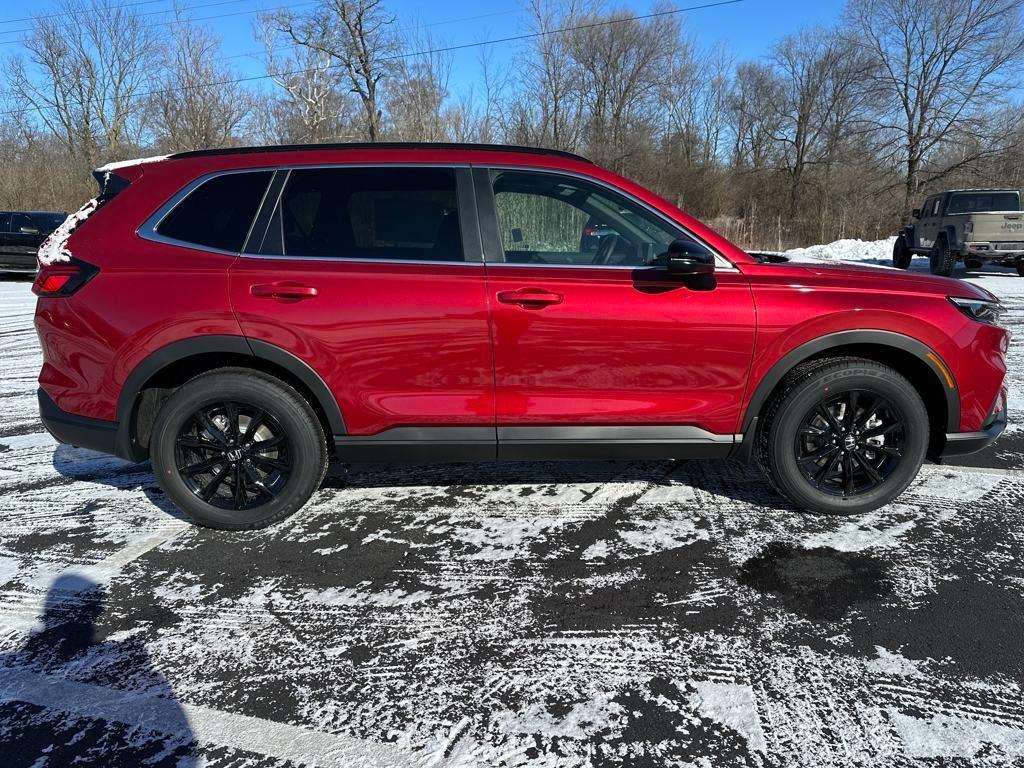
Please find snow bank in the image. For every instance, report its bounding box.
[36,198,99,266]
[782,237,897,264]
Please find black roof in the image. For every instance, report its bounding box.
[169,142,592,164]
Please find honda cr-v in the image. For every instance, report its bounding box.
[33,144,1008,529]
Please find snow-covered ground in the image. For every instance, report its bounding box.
[1,260,1023,766]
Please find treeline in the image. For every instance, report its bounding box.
[1,0,1023,249]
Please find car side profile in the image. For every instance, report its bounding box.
[33,143,1008,529]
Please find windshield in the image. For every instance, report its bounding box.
[946,192,1020,214]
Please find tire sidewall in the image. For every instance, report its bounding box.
[930,236,955,276]
[151,373,325,528]
[892,236,911,269]
[766,365,929,514]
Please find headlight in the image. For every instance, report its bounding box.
[949,296,1004,325]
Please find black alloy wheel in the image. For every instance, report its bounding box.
[756,357,929,515]
[175,402,292,510]
[794,389,904,498]
[150,368,328,529]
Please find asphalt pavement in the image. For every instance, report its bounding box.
[0,262,1022,767]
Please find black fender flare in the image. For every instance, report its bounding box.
[740,330,959,436]
[901,224,915,246]
[114,335,346,460]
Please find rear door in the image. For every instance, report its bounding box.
[475,167,756,459]
[228,165,496,458]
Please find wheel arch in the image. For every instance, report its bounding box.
[114,335,345,461]
[740,331,958,458]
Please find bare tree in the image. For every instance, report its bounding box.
[566,8,666,171]
[386,29,452,141]
[7,0,160,167]
[511,0,587,152]
[846,0,1024,217]
[771,28,870,217]
[151,10,254,152]
[728,62,783,171]
[263,0,397,141]
[257,12,356,143]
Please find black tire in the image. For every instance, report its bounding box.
[964,258,983,271]
[929,235,956,277]
[892,235,912,269]
[150,368,328,530]
[756,357,929,515]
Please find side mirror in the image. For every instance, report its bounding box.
[666,239,715,276]
[911,208,921,220]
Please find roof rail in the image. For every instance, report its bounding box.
[169,142,593,164]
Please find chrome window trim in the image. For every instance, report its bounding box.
[238,253,483,268]
[139,162,475,262]
[137,166,278,256]
[482,164,739,272]
[138,160,739,272]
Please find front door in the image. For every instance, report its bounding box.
[229,165,495,459]
[475,168,757,459]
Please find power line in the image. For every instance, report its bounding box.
[0,0,170,25]
[0,0,745,119]
[0,0,261,38]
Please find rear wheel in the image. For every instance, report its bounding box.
[892,235,912,269]
[150,369,328,529]
[929,236,956,277]
[757,358,929,515]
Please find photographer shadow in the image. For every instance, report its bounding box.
[0,574,200,767]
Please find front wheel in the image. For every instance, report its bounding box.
[150,368,328,529]
[757,358,929,515]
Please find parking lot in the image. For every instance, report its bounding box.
[1,262,1023,767]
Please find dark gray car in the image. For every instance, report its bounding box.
[0,211,66,275]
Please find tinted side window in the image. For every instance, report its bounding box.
[157,171,272,252]
[260,167,464,261]
[0,213,12,233]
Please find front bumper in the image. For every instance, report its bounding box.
[38,388,118,456]
[939,407,1007,458]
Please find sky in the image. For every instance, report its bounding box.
[0,0,849,102]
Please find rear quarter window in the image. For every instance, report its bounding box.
[156,171,272,252]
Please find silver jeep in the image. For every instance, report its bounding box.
[893,189,1024,276]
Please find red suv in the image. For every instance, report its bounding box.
[33,144,1008,529]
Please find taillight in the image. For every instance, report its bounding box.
[32,259,98,297]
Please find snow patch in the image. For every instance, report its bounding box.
[892,711,1024,758]
[801,508,918,552]
[865,646,924,677]
[95,154,169,173]
[782,236,897,264]
[491,691,625,739]
[914,470,1002,502]
[688,680,767,753]
[0,555,19,587]
[36,198,99,266]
